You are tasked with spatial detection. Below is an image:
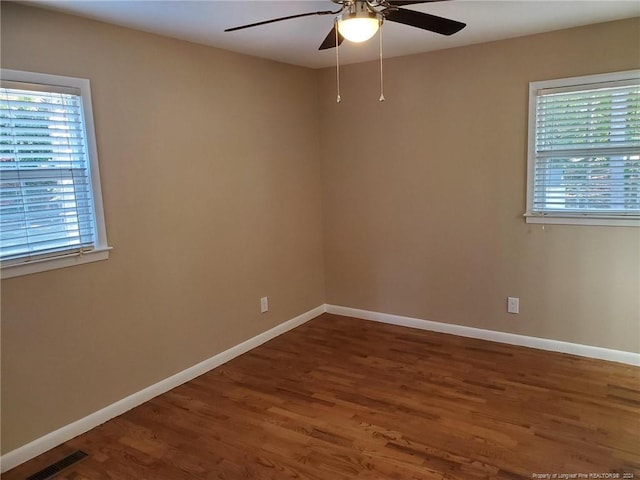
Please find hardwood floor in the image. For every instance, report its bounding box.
[4,313,640,479]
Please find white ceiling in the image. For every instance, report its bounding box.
[20,0,640,69]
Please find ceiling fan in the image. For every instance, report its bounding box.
[225,1,466,102]
[224,0,466,49]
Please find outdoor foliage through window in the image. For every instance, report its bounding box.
[0,85,96,262]
[530,75,640,220]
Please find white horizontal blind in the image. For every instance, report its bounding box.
[0,83,97,263]
[532,79,640,216]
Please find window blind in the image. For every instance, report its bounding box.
[0,83,97,264]
[532,80,640,216]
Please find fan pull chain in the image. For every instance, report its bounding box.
[335,19,341,103]
[379,20,385,102]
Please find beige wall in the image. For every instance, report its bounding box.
[2,1,639,458]
[319,18,640,353]
[0,3,325,453]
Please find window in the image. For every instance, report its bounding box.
[0,69,109,278]
[526,70,640,226]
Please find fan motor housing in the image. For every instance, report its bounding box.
[338,1,382,25]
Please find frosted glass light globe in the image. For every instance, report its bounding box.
[338,15,380,43]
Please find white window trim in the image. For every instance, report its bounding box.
[0,69,111,278]
[525,69,640,227]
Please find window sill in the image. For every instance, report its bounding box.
[524,214,640,227]
[1,247,112,279]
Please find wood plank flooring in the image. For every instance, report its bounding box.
[4,313,640,479]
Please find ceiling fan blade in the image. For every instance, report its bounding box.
[225,10,337,32]
[318,25,345,50]
[385,8,466,36]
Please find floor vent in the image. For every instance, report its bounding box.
[26,450,88,480]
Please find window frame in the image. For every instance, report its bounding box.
[525,70,640,227]
[1,69,110,279]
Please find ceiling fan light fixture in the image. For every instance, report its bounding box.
[337,11,380,43]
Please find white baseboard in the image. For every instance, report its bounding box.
[4,303,637,472]
[325,305,640,366]
[0,304,327,473]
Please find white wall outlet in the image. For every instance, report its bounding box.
[260,296,269,313]
[507,297,519,314]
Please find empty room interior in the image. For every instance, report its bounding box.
[1,1,639,478]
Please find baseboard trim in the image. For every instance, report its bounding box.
[5,303,637,471]
[325,305,640,366]
[0,304,327,473]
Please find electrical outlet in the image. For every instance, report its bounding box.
[260,296,269,313]
[507,297,519,314]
